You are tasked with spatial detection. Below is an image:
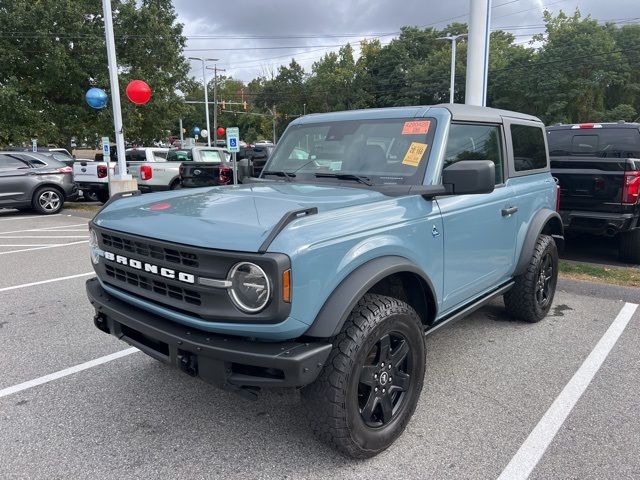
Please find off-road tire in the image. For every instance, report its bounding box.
[32,186,64,214]
[504,234,558,322]
[302,294,426,458]
[96,190,110,204]
[619,229,640,264]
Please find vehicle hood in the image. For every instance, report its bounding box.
[93,183,388,252]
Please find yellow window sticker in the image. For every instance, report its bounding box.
[402,142,428,167]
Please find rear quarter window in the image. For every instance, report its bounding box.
[511,124,547,172]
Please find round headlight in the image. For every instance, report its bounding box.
[89,229,100,265]
[228,262,271,313]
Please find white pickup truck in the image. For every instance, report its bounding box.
[129,146,229,192]
[73,148,167,202]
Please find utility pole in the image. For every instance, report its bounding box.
[189,57,218,146]
[207,64,226,144]
[437,34,467,104]
[272,105,277,144]
[101,0,135,194]
[179,118,184,148]
[465,0,492,106]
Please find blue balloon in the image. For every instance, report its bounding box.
[192,127,201,136]
[86,88,108,109]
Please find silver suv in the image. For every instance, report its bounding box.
[0,151,78,214]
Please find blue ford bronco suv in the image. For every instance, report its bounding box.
[86,104,563,458]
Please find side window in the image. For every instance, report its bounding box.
[153,151,168,161]
[444,124,504,184]
[0,154,30,171]
[511,124,547,171]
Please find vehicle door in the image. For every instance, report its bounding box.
[436,123,518,313]
[0,154,34,206]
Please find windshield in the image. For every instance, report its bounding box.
[263,117,436,185]
[547,128,640,158]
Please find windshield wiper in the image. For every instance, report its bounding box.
[315,173,373,186]
[262,170,295,182]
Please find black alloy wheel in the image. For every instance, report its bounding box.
[303,294,426,458]
[504,234,559,322]
[535,252,554,308]
[358,331,413,428]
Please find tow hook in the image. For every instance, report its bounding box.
[177,350,198,377]
[93,313,110,334]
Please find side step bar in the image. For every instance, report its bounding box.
[425,281,515,336]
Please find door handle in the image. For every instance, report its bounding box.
[502,206,518,216]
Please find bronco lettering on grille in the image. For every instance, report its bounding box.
[103,251,195,284]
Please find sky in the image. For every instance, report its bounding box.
[172,0,639,83]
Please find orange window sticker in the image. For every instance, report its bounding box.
[402,120,431,135]
[402,142,428,167]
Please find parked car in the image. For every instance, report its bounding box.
[126,147,229,192]
[0,151,78,214]
[548,122,640,262]
[238,144,274,177]
[86,104,562,458]
[167,147,234,189]
[16,147,76,166]
[73,158,116,204]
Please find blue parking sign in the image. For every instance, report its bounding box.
[226,127,240,153]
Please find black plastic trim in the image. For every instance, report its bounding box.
[258,207,318,253]
[305,256,438,338]
[514,209,564,276]
[87,278,332,390]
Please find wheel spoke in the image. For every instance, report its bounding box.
[360,391,379,422]
[380,395,394,423]
[378,334,391,362]
[392,371,410,392]
[359,365,378,387]
[390,339,409,367]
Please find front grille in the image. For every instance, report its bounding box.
[101,232,199,268]
[105,264,201,306]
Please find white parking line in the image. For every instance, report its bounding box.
[0,223,87,235]
[0,240,89,255]
[0,272,94,293]
[0,244,65,247]
[0,235,88,239]
[0,235,88,238]
[0,214,62,222]
[0,348,139,399]
[497,302,639,480]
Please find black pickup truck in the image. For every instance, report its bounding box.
[179,145,273,188]
[548,122,640,263]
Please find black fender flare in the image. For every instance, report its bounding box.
[514,209,564,276]
[304,256,438,338]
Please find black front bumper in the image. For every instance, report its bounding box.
[86,278,331,394]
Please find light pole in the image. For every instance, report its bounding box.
[206,64,226,145]
[101,0,131,186]
[466,0,492,106]
[189,57,218,147]
[437,34,467,104]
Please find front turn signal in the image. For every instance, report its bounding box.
[282,269,291,303]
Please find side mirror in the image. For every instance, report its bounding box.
[442,160,495,195]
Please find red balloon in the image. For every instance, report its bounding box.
[126,80,152,105]
[217,127,225,137]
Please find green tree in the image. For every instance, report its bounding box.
[0,0,191,147]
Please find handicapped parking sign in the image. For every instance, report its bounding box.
[226,127,240,153]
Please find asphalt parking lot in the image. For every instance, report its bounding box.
[1,208,639,479]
